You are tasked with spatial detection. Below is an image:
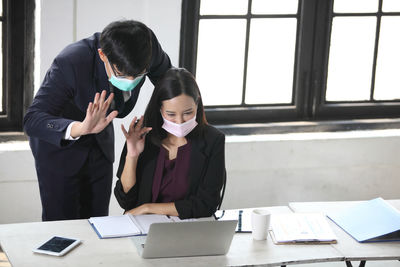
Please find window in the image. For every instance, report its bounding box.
[0,0,35,131]
[180,0,400,125]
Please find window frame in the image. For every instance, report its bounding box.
[312,0,400,120]
[0,0,35,132]
[179,0,400,126]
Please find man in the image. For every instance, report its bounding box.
[24,20,171,221]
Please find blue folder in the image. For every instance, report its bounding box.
[215,209,252,233]
[327,197,400,243]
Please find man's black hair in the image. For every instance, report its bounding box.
[100,20,152,77]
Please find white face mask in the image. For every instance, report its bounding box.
[161,115,198,137]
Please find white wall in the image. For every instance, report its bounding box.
[0,0,399,224]
[40,0,181,80]
[224,131,400,209]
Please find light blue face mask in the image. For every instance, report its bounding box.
[109,74,144,92]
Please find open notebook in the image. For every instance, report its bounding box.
[88,214,192,239]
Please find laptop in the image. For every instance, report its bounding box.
[131,220,238,258]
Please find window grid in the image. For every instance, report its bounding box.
[180,0,400,125]
[197,0,299,108]
[0,0,3,114]
[0,0,35,131]
[326,0,400,104]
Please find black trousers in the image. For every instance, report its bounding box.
[36,145,113,221]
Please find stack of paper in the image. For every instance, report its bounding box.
[270,213,337,244]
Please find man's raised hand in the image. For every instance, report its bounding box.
[71,90,118,138]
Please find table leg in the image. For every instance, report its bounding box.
[345,260,366,267]
[0,250,11,267]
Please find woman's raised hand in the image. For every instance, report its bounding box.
[121,116,152,158]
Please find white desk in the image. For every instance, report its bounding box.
[0,206,344,267]
[289,199,400,267]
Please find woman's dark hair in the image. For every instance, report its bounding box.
[144,68,208,146]
[100,20,152,77]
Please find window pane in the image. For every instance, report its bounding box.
[326,17,376,102]
[382,0,400,12]
[374,16,400,100]
[200,0,248,15]
[252,0,298,15]
[196,19,246,105]
[334,0,378,13]
[245,18,296,104]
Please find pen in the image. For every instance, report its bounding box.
[238,210,243,232]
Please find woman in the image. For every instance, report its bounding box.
[114,68,226,219]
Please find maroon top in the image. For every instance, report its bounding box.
[151,141,192,203]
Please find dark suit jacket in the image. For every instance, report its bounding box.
[24,31,171,176]
[114,125,226,219]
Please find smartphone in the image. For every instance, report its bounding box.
[32,236,81,256]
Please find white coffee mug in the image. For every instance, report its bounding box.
[251,209,271,240]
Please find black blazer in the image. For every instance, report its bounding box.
[23,31,171,176]
[114,125,226,219]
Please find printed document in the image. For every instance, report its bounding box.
[270,213,337,244]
